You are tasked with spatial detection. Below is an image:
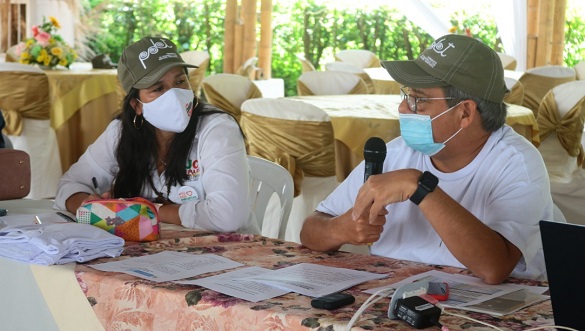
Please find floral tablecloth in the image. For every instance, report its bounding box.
[75,228,553,331]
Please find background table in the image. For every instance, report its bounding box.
[289,94,539,179]
[45,63,122,172]
[0,199,555,331]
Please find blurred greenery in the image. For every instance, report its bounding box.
[83,0,584,96]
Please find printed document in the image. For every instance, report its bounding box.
[238,263,387,297]
[90,251,243,282]
[177,266,290,302]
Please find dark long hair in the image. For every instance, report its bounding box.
[111,88,225,199]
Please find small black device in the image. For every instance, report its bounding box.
[311,292,355,310]
[363,137,387,182]
[410,171,438,205]
[395,296,442,329]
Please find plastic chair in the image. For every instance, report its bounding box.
[201,73,262,121]
[334,49,381,68]
[297,71,368,96]
[497,52,517,70]
[536,80,585,225]
[180,50,210,97]
[241,98,339,243]
[519,65,577,117]
[0,63,62,199]
[248,155,294,240]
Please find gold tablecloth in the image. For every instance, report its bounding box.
[45,66,122,172]
[289,94,539,179]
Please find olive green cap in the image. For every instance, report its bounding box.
[117,37,197,93]
[381,34,507,103]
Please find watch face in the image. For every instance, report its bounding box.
[421,171,438,191]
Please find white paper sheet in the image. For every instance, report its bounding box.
[238,263,387,297]
[176,266,290,302]
[90,251,244,282]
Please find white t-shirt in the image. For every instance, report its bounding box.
[54,110,258,234]
[317,126,554,280]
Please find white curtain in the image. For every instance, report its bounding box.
[397,0,527,72]
[397,0,451,40]
[491,0,527,71]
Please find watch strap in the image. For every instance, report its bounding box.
[410,171,438,205]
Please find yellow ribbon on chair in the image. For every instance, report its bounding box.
[240,112,336,196]
[537,91,585,166]
[202,83,262,121]
[0,72,50,136]
[504,80,524,106]
[520,73,575,118]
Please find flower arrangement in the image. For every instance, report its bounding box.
[448,25,473,37]
[15,16,77,69]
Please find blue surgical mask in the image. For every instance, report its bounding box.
[399,102,463,156]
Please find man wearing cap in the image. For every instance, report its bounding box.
[55,36,258,234]
[300,35,555,284]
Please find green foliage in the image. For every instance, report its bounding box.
[83,0,584,96]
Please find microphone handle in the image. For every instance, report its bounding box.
[364,161,384,182]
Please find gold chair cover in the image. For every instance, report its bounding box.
[537,91,585,166]
[519,73,576,118]
[187,58,210,98]
[296,79,368,96]
[240,112,336,197]
[503,80,524,105]
[202,82,262,121]
[0,72,50,136]
[504,60,517,70]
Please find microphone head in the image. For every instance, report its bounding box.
[364,137,387,163]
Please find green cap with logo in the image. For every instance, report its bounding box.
[381,34,507,103]
[117,37,197,93]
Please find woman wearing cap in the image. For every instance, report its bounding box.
[54,37,257,234]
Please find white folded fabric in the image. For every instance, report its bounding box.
[0,223,125,265]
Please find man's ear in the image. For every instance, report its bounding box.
[459,100,478,129]
[130,98,142,115]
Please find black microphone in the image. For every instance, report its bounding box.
[364,137,387,182]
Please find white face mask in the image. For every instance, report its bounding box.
[139,88,194,133]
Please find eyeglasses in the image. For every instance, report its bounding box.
[400,86,457,114]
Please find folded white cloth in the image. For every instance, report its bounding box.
[0,223,125,265]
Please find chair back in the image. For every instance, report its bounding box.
[297,71,368,96]
[241,98,338,242]
[201,73,262,121]
[575,60,585,81]
[325,61,375,94]
[537,80,585,183]
[248,156,294,240]
[296,54,316,72]
[237,57,262,80]
[0,63,49,135]
[334,49,381,68]
[497,52,517,70]
[503,77,524,105]
[519,65,577,117]
[180,50,210,98]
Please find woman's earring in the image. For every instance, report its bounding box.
[133,114,144,129]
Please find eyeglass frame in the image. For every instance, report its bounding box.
[400,86,458,114]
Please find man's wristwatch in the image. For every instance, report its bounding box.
[409,171,439,205]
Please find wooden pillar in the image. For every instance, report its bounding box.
[551,0,566,65]
[526,0,539,69]
[223,0,237,73]
[535,0,554,67]
[241,0,256,65]
[258,0,272,79]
